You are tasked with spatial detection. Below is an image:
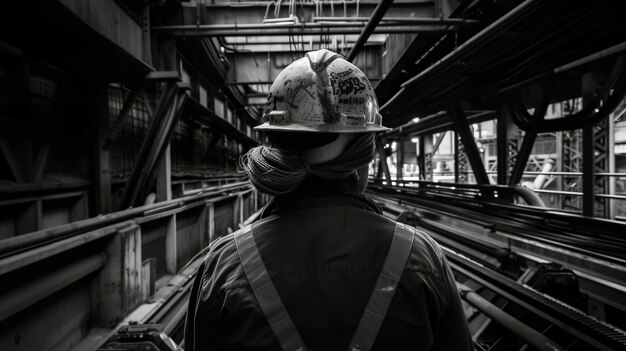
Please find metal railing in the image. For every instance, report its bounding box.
[0,181,264,350]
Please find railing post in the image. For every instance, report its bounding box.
[419,134,433,181]
[96,224,143,327]
[165,215,178,274]
[205,202,215,246]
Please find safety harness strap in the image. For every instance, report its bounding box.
[348,223,415,351]
[234,226,306,351]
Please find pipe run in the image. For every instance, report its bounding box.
[0,253,106,322]
[312,16,481,25]
[461,287,564,351]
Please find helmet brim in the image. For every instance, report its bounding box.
[254,122,390,133]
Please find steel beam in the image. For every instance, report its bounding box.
[397,134,405,181]
[448,105,489,184]
[118,83,189,210]
[156,25,461,37]
[383,110,496,138]
[347,0,394,62]
[94,80,112,214]
[376,141,392,183]
[227,48,382,88]
[313,17,479,25]
[432,131,447,154]
[419,134,433,181]
[582,125,595,216]
[593,116,610,218]
[454,133,467,183]
[58,0,149,64]
[178,1,436,28]
[496,106,519,185]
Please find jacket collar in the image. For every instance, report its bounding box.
[259,177,382,219]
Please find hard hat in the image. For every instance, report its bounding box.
[255,49,389,133]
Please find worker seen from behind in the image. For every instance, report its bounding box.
[184,49,473,350]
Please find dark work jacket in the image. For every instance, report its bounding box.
[184,180,473,351]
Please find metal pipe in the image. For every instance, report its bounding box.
[513,185,546,207]
[313,16,480,25]
[172,27,456,37]
[162,303,188,336]
[555,41,626,73]
[347,0,394,62]
[0,254,105,322]
[533,158,556,189]
[462,289,564,351]
[0,222,126,276]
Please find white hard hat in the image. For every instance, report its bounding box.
[255,49,389,133]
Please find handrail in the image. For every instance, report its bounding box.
[368,181,626,236]
[0,181,252,257]
[370,178,546,207]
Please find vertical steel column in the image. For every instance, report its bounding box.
[97,225,142,327]
[419,134,433,181]
[497,106,518,185]
[455,133,469,183]
[397,134,405,181]
[582,125,595,216]
[594,116,610,218]
[448,106,490,184]
[156,144,173,202]
[94,80,112,214]
[561,129,583,211]
[376,141,392,183]
[608,113,616,219]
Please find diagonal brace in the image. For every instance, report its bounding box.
[118,83,189,209]
[447,105,490,185]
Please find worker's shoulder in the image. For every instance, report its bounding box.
[395,222,449,276]
[200,225,253,270]
[198,226,253,291]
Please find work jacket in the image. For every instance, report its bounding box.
[184,179,473,350]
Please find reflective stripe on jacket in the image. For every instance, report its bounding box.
[185,181,473,350]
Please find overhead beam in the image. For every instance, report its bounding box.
[226,48,382,87]
[178,1,436,26]
[153,25,466,37]
[223,34,387,45]
[383,110,496,138]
